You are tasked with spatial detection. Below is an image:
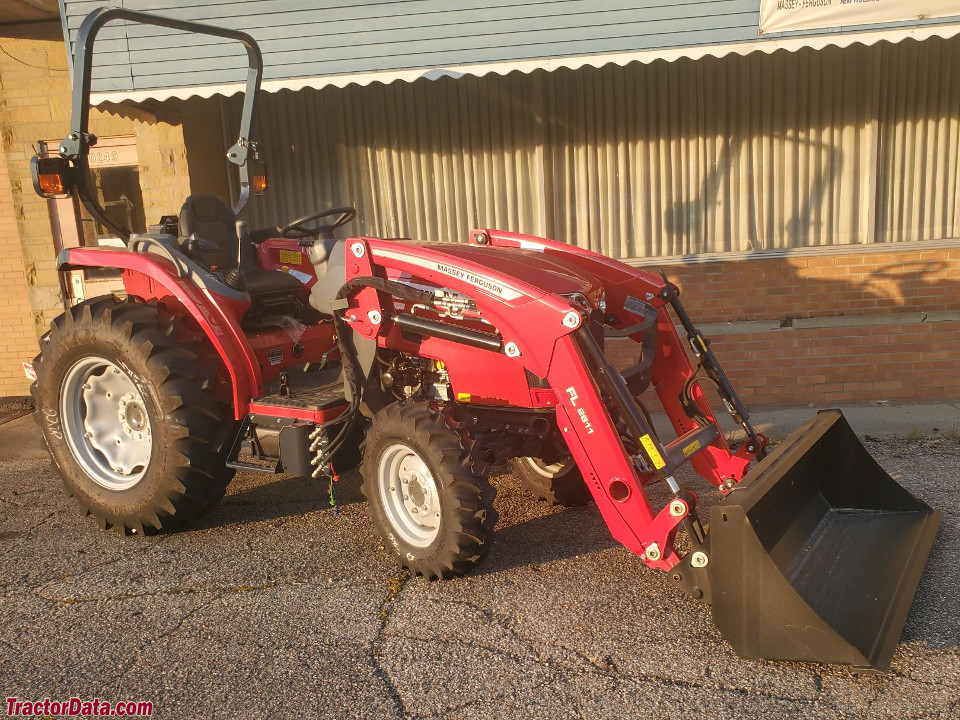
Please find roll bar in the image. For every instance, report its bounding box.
[57,6,264,240]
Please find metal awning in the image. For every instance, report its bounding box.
[89,20,960,105]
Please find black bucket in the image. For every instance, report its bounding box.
[709,410,941,672]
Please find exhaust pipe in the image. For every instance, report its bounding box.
[708,410,941,672]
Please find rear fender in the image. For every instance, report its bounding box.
[58,247,262,418]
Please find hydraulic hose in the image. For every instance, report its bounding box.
[320,277,436,461]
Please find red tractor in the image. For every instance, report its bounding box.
[28,7,940,672]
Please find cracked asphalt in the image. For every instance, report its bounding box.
[1,413,958,719]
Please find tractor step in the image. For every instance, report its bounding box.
[226,453,280,473]
[249,366,348,423]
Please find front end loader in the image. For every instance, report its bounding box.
[26,6,940,673]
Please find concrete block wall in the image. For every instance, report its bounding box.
[0,37,194,397]
[607,245,960,407]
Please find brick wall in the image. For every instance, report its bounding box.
[608,245,960,407]
[0,149,36,396]
[0,37,195,397]
[649,246,960,323]
[0,38,72,344]
[698,318,960,407]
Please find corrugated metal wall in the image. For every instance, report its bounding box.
[876,37,960,243]
[224,36,960,258]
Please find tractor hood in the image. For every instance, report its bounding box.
[403,241,606,308]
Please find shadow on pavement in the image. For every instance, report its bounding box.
[475,505,619,576]
[194,467,368,530]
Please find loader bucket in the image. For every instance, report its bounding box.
[709,410,940,672]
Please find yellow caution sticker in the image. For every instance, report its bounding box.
[639,434,666,469]
[278,249,303,265]
[682,439,702,457]
[456,392,471,403]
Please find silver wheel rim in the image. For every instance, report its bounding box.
[378,443,441,548]
[525,456,575,479]
[59,356,153,491]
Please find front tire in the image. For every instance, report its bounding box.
[361,402,497,579]
[512,456,593,507]
[31,297,238,535]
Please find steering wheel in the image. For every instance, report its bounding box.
[281,207,357,239]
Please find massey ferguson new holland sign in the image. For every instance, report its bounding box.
[760,0,959,34]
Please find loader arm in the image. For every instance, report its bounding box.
[339,232,940,672]
[479,228,762,491]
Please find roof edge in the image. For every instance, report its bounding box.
[91,20,960,105]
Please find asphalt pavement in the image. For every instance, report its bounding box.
[0,406,958,719]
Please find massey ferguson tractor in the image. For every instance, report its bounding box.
[27,7,940,672]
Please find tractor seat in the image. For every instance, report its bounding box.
[179,194,301,299]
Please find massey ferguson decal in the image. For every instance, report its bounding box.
[371,248,523,301]
[434,264,511,298]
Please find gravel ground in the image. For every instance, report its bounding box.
[0,425,958,719]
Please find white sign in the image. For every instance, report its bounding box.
[760,0,960,35]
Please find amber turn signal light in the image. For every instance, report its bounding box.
[38,173,65,195]
[31,155,73,199]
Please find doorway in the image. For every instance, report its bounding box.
[43,135,146,305]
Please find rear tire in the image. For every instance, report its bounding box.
[361,402,497,579]
[513,456,593,507]
[31,297,239,535]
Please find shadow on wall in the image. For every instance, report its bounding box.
[644,251,960,408]
[203,37,959,254]
[663,255,960,325]
[662,129,842,254]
